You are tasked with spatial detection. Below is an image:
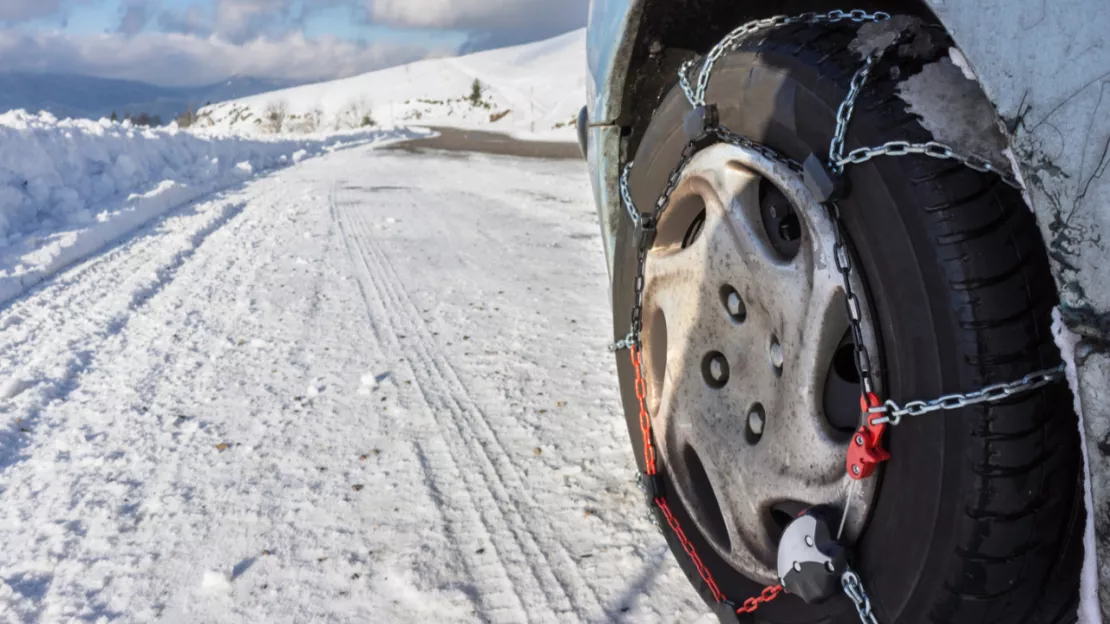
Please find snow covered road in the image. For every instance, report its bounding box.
[0,145,707,622]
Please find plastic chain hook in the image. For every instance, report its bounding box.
[846,393,890,480]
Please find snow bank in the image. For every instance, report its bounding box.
[195,29,585,141]
[0,110,422,306]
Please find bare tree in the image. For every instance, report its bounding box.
[335,98,372,130]
[265,100,288,133]
[295,106,323,133]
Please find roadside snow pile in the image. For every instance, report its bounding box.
[0,110,421,305]
[194,29,585,141]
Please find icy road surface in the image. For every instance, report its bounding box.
[0,145,708,623]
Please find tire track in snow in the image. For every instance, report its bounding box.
[331,188,536,623]
[338,192,611,622]
[339,202,566,622]
[346,211,605,621]
[330,190,388,346]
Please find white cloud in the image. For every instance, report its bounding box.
[0,29,439,87]
[370,0,588,47]
[371,0,583,30]
[158,0,351,42]
[211,0,291,42]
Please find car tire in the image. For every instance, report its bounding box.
[611,19,1084,624]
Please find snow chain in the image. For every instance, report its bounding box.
[609,10,1068,624]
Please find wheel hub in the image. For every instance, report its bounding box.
[639,143,880,584]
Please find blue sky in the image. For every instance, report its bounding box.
[0,0,588,86]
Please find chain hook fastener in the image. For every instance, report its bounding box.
[846,392,890,480]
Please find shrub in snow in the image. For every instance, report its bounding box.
[334,99,373,131]
[469,79,484,106]
[264,100,288,134]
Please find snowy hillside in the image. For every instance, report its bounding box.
[194,29,585,141]
[0,110,421,306]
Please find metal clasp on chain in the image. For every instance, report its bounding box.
[846,393,890,480]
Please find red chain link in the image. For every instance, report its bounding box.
[630,345,656,476]
[655,497,725,602]
[629,346,781,615]
[739,584,784,613]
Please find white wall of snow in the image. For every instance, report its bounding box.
[0,110,422,306]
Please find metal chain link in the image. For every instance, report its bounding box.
[838,141,1021,188]
[823,49,886,395]
[609,134,710,354]
[827,199,878,395]
[830,53,880,170]
[869,364,1066,425]
[712,126,804,172]
[678,59,699,106]
[684,10,891,108]
[620,161,640,228]
[842,570,880,624]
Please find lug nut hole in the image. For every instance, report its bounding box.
[720,285,746,323]
[702,351,729,388]
[746,403,766,444]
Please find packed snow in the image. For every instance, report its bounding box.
[0,110,424,307]
[193,30,585,141]
[0,143,710,622]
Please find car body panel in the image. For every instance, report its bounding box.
[584,0,1110,618]
[585,125,624,288]
[585,0,645,279]
[586,0,642,125]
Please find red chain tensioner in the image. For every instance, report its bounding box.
[846,392,890,480]
[630,345,782,620]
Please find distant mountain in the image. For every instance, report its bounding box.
[0,73,302,123]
